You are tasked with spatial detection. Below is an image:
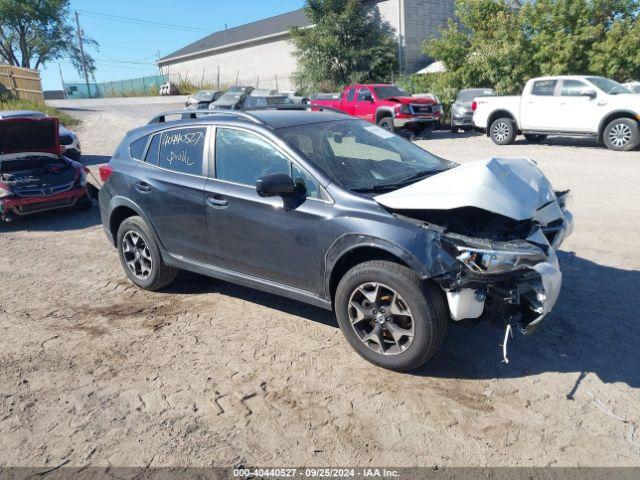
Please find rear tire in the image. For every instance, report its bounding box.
[490,117,517,145]
[116,216,177,291]
[603,118,640,151]
[377,116,395,132]
[334,260,448,372]
[524,134,547,143]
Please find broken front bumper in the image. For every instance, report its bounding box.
[445,256,562,334]
[0,187,88,219]
[441,208,572,334]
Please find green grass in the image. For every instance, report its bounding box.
[0,98,80,127]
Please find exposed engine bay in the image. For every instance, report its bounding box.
[0,156,77,195]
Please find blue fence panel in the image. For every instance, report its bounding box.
[64,74,167,99]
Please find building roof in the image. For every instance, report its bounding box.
[159,9,310,65]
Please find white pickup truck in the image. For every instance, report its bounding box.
[473,75,640,151]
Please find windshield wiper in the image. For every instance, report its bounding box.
[351,170,442,193]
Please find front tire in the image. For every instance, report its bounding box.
[116,216,177,291]
[490,117,517,145]
[377,116,394,132]
[603,118,640,151]
[335,260,448,372]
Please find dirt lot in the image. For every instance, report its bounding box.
[1,98,639,468]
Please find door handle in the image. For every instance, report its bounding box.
[207,196,228,208]
[135,182,152,193]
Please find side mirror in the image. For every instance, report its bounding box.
[256,173,295,197]
[580,88,597,99]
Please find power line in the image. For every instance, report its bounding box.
[77,9,213,32]
[94,57,158,66]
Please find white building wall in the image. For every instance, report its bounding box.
[159,1,454,89]
[161,36,298,91]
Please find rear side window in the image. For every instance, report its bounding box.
[129,136,148,160]
[531,80,558,96]
[157,127,206,175]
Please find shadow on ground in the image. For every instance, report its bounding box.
[167,253,639,388]
[423,129,604,149]
[0,202,100,232]
[419,253,640,389]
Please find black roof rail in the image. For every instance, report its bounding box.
[147,109,266,125]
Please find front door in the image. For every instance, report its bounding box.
[553,79,600,133]
[354,87,377,122]
[131,126,209,262]
[204,126,332,293]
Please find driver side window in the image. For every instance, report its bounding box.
[215,128,290,186]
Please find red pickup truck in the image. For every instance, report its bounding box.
[311,84,442,136]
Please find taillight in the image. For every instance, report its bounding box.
[471,101,478,111]
[98,164,114,183]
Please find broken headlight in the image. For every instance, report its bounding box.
[455,242,547,275]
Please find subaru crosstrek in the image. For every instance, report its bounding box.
[98,109,573,371]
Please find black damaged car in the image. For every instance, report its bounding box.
[98,109,573,371]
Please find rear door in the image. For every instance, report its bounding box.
[341,86,358,115]
[520,79,561,130]
[130,126,210,262]
[203,126,332,293]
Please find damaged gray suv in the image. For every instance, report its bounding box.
[99,109,573,372]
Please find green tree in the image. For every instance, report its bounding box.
[418,0,640,100]
[290,0,398,93]
[0,0,97,75]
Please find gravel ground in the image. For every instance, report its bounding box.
[1,99,639,468]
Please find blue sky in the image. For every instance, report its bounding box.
[41,0,304,90]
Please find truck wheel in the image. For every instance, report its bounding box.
[490,117,517,145]
[377,116,394,132]
[603,118,640,151]
[117,216,177,291]
[334,260,448,372]
[524,134,547,143]
[451,126,459,134]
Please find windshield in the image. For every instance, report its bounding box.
[586,77,631,95]
[278,120,454,192]
[373,86,409,99]
[194,91,216,101]
[214,93,243,104]
[247,96,293,108]
[456,89,494,103]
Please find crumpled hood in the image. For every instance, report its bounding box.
[387,96,435,105]
[375,157,563,223]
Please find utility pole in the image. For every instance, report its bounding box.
[58,62,67,99]
[75,11,91,98]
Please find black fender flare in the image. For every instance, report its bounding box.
[323,233,431,299]
[108,196,166,252]
[375,107,395,123]
[597,110,640,140]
